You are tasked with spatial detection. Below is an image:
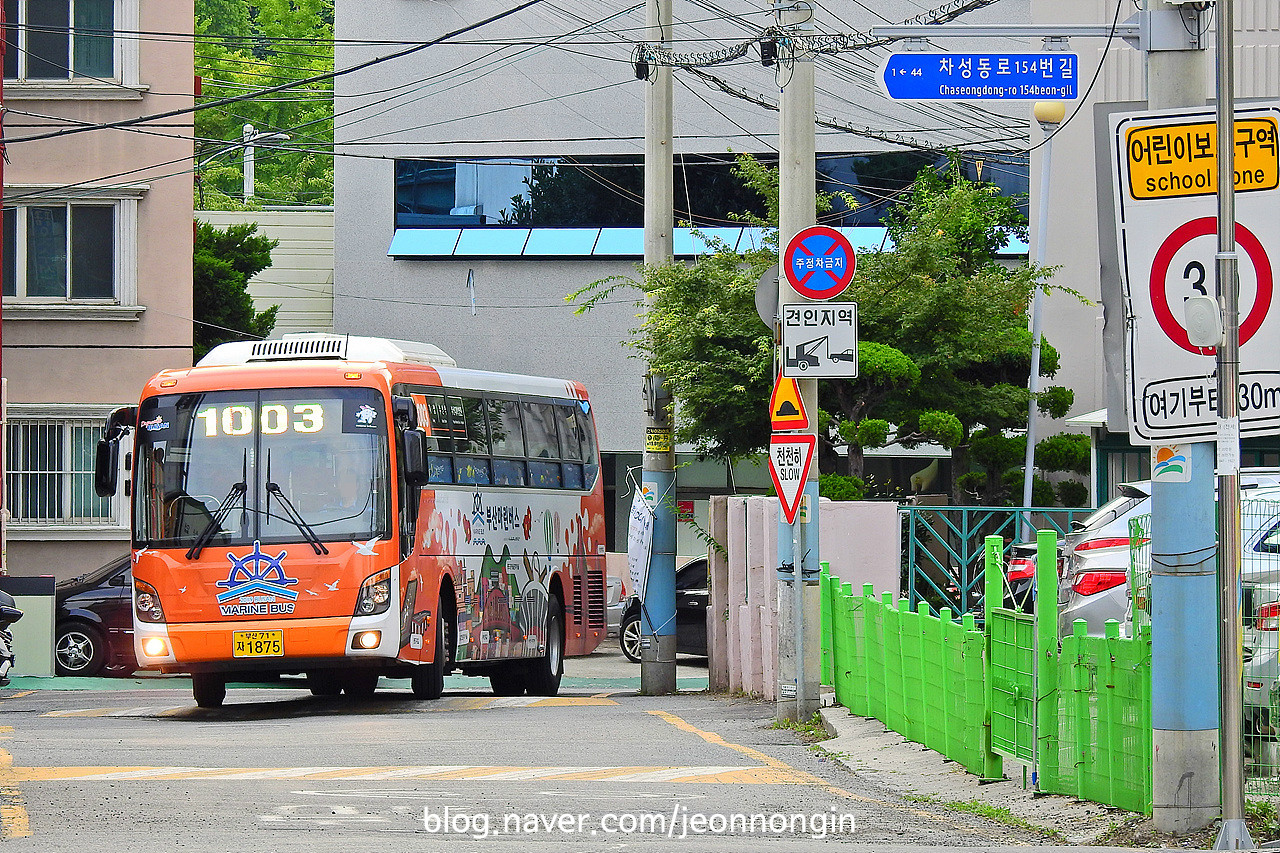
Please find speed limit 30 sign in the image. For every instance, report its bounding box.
[1112,104,1280,443]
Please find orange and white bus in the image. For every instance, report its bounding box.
[94,334,606,707]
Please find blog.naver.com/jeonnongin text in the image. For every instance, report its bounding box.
[423,804,857,840]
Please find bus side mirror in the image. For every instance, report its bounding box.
[402,429,429,487]
[95,439,120,498]
[392,395,419,431]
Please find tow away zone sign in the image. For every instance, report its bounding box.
[769,434,816,525]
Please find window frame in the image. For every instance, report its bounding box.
[3,0,142,97]
[2,187,142,320]
[5,403,130,538]
[405,385,598,493]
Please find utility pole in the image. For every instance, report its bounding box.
[1212,0,1248,845]
[1144,0,1219,836]
[775,0,820,723]
[640,0,677,696]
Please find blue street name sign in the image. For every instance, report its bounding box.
[880,52,1078,101]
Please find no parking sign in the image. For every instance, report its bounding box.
[783,226,856,300]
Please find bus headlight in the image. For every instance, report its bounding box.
[135,580,166,623]
[355,569,392,616]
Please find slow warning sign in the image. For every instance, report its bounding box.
[769,375,809,431]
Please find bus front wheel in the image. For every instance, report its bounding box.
[192,673,226,708]
[526,597,563,696]
[412,604,451,700]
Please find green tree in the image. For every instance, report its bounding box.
[195,0,334,208]
[573,154,1081,505]
[194,221,280,361]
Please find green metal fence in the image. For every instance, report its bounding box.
[823,573,1000,779]
[825,530,1153,814]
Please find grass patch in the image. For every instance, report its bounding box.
[770,713,831,742]
[905,795,1062,841]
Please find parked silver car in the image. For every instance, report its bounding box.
[606,575,627,637]
[1059,470,1280,637]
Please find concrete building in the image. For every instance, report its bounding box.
[332,0,1034,544]
[2,0,194,578]
[199,208,335,337]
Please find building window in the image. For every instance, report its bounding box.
[3,204,115,300]
[6,415,121,527]
[3,0,115,81]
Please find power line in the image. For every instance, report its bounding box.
[3,0,549,146]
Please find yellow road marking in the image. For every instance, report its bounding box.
[9,764,792,784]
[0,733,32,839]
[0,692,34,700]
[647,710,993,838]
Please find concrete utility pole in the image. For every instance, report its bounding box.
[1145,1,1219,836]
[241,123,289,201]
[640,0,677,696]
[775,0,821,723]
[1212,0,1249,846]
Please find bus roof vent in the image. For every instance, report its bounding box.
[197,334,456,367]
[250,335,347,361]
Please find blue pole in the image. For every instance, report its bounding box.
[1150,441,1219,831]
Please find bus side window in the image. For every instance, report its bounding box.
[528,460,561,488]
[423,394,456,452]
[427,454,453,483]
[557,405,583,461]
[485,398,525,457]
[492,458,527,486]
[459,396,490,455]
[455,456,492,485]
[521,402,559,459]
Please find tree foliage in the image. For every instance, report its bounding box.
[571,153,1085,504]
[195,0,334,208]
[194,222,280,361]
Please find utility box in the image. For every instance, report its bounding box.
[0,576,56,677]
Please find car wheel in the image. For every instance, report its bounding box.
[412,602,452,699]
[526,597,563,696]
[55,622,107,677]
[192,673,226,708]
[619,613,642,663]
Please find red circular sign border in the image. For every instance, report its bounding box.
[783,226,857,300]
[1149,217,1273,355]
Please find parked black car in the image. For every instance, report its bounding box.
[619,557,709,662]
[55,555,137,677]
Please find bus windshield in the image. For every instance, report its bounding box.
[133,387,391,550]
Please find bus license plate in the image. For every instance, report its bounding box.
[233,630,283,658]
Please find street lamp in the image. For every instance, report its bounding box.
[1020,101,1066,541]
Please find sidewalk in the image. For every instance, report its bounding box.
[816,704,1132,846]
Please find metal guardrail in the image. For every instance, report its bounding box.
[901,505,1092,615]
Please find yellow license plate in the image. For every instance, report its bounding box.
[232,630,283,658]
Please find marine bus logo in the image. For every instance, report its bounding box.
[216,541,299,603]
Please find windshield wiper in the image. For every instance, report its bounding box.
[186,452,249,560]
[265,450,329,556]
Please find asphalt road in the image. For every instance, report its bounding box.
[0,647,1067,851]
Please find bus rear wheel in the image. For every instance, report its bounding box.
[526,597,563,696]
[192,673,226,708]
[412,603,452,700]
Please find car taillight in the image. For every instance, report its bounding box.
[1007,558,1036,581]
[1073,537,1135,553]
[1071,571,1128,597]
[1256,602,1280,631]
